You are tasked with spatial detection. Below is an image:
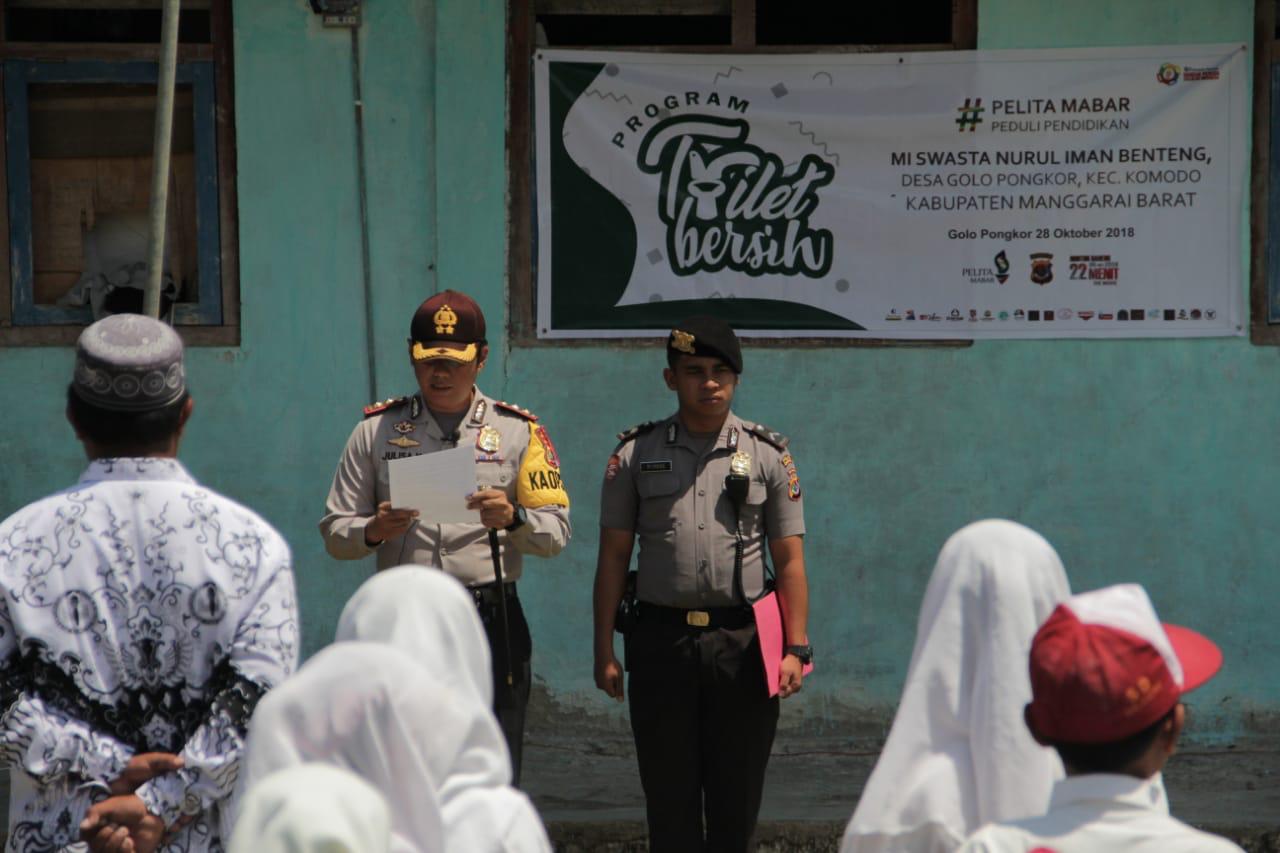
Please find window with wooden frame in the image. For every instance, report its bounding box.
[0,0,237,346]
[1252,0,1280,344]
[507,0,977,344]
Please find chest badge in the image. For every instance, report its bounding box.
[730,451,752,477]
[477,425,502,453]
[388,435,420,449]
[393,420,416,435]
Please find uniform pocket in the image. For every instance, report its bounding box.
[635,470,682,536]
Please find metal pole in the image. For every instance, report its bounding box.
[143,0,182,319]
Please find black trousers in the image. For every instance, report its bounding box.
[476,591,533,785]
[627,619,780,853]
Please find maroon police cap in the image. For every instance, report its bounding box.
[409,290,487,364]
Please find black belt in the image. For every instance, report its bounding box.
[636,602,752,630]
[470,581,518,607]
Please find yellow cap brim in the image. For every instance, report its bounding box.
[412,342,478,363]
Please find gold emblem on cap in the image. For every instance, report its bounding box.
[388,435,420,449]
[478,425,501,453]
[671,329,696,354]
[730,451,751,477]
[434,304,458,335]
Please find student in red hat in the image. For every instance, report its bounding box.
[958,583,1242,853]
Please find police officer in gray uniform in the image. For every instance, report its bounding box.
[321,289,571,782]
[593,316,811,852]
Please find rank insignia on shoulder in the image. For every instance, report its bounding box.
[494,401,538,421]
[746,422,790,451]
[364,396,408,418]
[614,421,658,445]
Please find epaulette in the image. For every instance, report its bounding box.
[363,396,408,418]
[615,421,659,445]
[494,400,538,421]
[745,422,790,451]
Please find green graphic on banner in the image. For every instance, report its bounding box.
[545,61,860,332]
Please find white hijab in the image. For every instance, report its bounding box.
[228,764,392,853]
[842,520,1071,853]
[240,643,480,853]
[336,565,493,706]
[335,567,552,853]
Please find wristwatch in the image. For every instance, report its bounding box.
[784,644,813,665]
[504,504,528,532]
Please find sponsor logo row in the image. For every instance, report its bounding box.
[964,252,1118,286]
[884,307,1216,323]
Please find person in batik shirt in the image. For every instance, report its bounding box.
[0,314,298,853]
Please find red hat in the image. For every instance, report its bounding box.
[1026,584,1222,744]
[409,290,486,364]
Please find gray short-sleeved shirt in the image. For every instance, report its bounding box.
[599,411,805,609]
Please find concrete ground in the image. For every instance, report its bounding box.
[523,692,1280,852]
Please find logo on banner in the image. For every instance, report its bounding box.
[636,115,836,278]
[955,98,984,132]
[1158,61,1219,85]
[1030,252,1054,285]
[994,250,1010,283]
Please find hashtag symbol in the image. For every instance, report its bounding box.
[956,98,984,132]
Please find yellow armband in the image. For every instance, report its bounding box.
[517,422,570,509]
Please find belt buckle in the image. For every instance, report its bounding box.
[686,610,711,628]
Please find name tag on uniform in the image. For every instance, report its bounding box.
[639,460,673,473]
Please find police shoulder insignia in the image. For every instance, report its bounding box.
[363,396,408,418]
[615,421,659,445]
[745,422,790,451]
[494,400,538,421]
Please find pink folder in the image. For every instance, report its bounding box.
[752,590,814,698]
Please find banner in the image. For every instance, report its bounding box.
[533,44,1247,339]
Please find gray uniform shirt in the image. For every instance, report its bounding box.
[599,411,805,609]
[320,389,571,585]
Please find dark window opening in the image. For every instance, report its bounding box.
[5,9,212,44]
[537,14,731,46]
[755,0,952,45]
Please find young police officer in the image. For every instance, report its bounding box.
[320,290,571,782]
[594,316,811,852]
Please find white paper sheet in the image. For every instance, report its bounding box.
[388,446,478,524]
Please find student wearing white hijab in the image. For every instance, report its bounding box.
[841,519,1071,853]
[336,565,493,706]
[239,643,454,853]
[228,764,392,853]
[335,567,553,853]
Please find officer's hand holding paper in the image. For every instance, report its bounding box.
[388,445,477,523]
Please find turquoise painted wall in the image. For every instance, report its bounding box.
[0,0,1271,742]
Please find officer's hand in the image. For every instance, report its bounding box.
[779,655,804,699]
[595,654,625,702]
[366,502,418,545]
[466,489,514,529]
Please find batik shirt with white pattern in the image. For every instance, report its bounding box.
[0,458,298,852]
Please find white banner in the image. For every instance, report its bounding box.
[534,44,1247,338]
